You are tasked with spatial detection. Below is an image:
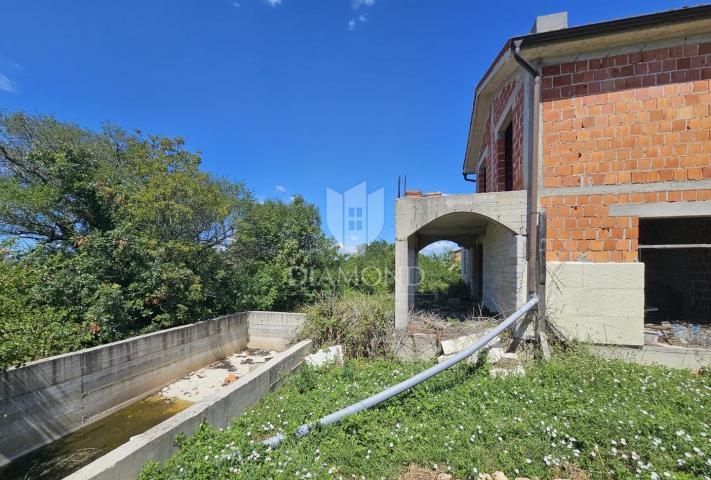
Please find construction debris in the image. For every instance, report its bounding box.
[644,321,711,347]
[159,348,277,402]
[304,345,344,368]
[404,190,444,198]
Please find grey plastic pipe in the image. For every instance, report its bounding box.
[263,295,539,448]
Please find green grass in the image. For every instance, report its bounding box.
[140,351,711,480]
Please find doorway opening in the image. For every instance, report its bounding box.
[640,216,711,346]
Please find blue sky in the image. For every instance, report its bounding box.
[0,0,689,246]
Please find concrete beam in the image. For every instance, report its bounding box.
[609,200,711,218]
[589,344,711,371]
[541,179,711,198]
[395,191,527,241]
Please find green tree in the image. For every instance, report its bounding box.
[0,112,249,248]
[417,250,462,296]
[228,196,338,311]
[0,112,254,364]
[337,240,395,294]
[0,246,87,368]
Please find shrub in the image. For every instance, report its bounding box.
[417,250,461,296]
[0,257,87,369]
[300,292,394,358]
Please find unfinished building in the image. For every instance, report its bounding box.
[395,6,711,345]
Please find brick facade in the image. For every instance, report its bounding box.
[476,81,525,193]
[542,189,711,262]
[541,41,711,263]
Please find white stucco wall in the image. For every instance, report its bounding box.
[546,262,644,346]
[481,223,528,314]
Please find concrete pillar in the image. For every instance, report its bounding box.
[460,248,469,285]
[461,247,476,297]
[408,244,418,301]
[395,236,417,330]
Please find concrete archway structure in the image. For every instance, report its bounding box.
[395,191,528,329]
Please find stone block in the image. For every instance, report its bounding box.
[487,347,505,363]
[441,333,480,355]
[305,345,344,368]
[394,333,441,361]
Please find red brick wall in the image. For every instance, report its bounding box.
[542,189,711,262]
[476,81,525,193]
[541,41,711,262]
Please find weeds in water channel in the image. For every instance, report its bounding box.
[140,351,711,480]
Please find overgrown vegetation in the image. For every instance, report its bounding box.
[0,112,463,369]
[417,250,463,297]
[0,113,335,368]
[300,292,394,358]
[140,351,711,480]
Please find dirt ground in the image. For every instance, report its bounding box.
[407,303,499,341]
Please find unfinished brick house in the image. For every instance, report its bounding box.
[395,6,711,345]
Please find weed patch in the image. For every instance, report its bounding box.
[140,351,711,480]
[300,292,395,357]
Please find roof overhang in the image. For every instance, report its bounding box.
[463,5,711,175]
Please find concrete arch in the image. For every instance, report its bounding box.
[395,191,527,242]
[394,191,528,329]
[414,211,514,251]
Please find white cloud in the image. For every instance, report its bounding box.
[352,0,375,9]
[263,0,281,5]
[275,185,286,192]
[420,240,458,256]
[233,1,240,7]
[337,243,357,254]
[347,14,368,31]
[0,73,16,93]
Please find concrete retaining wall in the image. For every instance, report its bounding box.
[66,340,313,480]
[247,311,306,350]
[0,311,305,467]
